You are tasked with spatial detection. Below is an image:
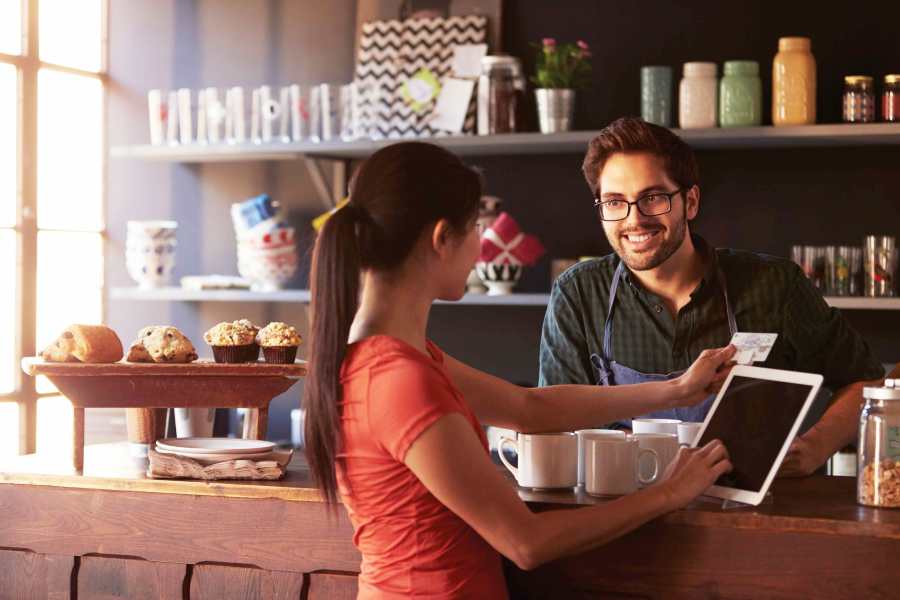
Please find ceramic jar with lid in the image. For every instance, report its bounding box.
[679,62,718,129]
[719,60,762,127]
[772,37,816,125]
[858,379,900,508]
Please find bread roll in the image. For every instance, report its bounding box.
[40,324,124,363]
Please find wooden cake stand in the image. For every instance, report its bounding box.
[21,358,307,473]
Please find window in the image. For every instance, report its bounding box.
[1,0,107,457]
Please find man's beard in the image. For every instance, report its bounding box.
[608,214,688,272]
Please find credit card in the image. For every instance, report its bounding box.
[729,332,778,363]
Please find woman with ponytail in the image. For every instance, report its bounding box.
[304,142,735,599]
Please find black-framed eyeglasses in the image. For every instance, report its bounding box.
[593,189,684,222]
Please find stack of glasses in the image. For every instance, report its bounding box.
[148,83,378,147]
[791,235,896,297]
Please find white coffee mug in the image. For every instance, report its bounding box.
[576,429,626,486]
[631,418,681,435]
[633,433,679,485]
[585,437,659,496]
[499,432,577,490]
[677,422,704,446]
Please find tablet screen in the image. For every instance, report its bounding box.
[697,375,815,492]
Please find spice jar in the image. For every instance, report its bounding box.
[884,74,900,122]
[679,62,718,129]
[843,76,875,123]
[477,56,524,135]
[772,37,816,126]
[858,379,900,508]
[719,60,762,127]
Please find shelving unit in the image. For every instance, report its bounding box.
[111,287,900,310]
[110,123,900,163]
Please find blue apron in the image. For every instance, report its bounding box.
[590,260,737,427]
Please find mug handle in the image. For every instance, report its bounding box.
[637,448,659,485]
[498,437,518,480]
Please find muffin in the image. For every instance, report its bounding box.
[204,320,258,363]
[256,322,302,364]
[234,318,261,360]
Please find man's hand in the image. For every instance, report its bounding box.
[778,433,827,478]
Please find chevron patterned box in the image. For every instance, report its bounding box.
[355,15,487,139]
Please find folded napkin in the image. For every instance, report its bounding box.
[147,448,293,481]
[479,212,545,266]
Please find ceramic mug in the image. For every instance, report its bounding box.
[633,433,679,485]
[499,432,577,490]
[576,429,626,487]
[631,418,681,436]
[584,436,659,496]
[677,422,704,447]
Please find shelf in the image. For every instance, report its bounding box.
[823,297,900,310]
[110,123,900,163]
[110,287,312,303]
[110,287,549,306]
[110,288,900,310]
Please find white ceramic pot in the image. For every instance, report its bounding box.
[475,261,523,295]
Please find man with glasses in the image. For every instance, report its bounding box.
[539,117,884,477]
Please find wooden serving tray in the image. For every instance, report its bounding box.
[21,357,308,474]
[21,358,306,408]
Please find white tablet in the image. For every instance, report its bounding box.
[692,365,824,506]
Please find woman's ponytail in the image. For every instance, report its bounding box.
[304,203,365,504]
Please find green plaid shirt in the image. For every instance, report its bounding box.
[539,236,884,390]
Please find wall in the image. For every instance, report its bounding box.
[107,1,899,443]
[107,0,357,442]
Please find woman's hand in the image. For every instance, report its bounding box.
[660,440,733,509]
[670,345,736,408]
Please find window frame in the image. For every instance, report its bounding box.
[0,0,109,454]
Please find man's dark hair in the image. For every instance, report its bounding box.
[582,117,700,197]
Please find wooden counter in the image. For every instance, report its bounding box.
[1,443,897,599]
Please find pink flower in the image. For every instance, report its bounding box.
[577,40,589,50]
[542,37,556,48]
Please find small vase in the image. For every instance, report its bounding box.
[476,261,523,296]
[535,88,575,133]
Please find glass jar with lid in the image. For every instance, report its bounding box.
[843,76,875,123]
[477,55,524,135]
[883,74,900,122]
[858,379,900,508]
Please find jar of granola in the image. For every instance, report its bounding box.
[858,379,900,508]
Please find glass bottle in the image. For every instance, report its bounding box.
[679,62,718,129]
[719,60,762,127]
[772,37,816,126]
[843,76,875,123]
[858,379,900,508]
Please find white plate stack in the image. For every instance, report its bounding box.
[154,437,276,465]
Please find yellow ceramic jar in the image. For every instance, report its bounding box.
[772,37,816,125]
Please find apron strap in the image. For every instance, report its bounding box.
[601,261,626,362]
[716,262,738,336]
